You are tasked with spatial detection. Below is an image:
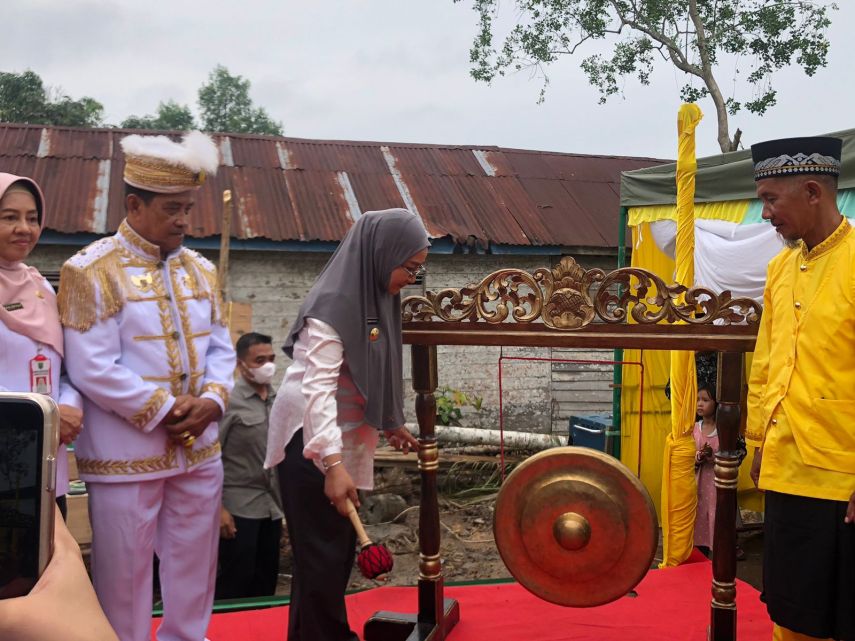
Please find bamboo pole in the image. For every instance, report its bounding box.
[218,189,233,302]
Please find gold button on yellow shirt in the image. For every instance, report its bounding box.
[747,218,855,502]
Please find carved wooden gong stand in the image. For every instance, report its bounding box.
[363,257,761,641]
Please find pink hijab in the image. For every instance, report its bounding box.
[0,173,63,356]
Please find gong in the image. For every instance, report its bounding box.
[493,446,657,607]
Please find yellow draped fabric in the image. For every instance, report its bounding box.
[620,227,763,519]
[620,222,675,519]
[627,200,751,226]
[660,104,703,568]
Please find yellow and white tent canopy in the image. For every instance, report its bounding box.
[625,126,855,303]
[616,127,855,525]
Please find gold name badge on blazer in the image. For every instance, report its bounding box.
[2,302,23,312]
[131,273,154,292]
[369,327,381,341]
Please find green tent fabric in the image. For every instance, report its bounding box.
[620,128,855,207]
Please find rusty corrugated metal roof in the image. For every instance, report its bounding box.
[0,123,666,248]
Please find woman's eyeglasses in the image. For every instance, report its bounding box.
[403,264,426,279]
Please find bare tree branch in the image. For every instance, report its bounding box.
[611,6,700,75]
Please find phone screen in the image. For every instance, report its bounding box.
[0,398,45,598]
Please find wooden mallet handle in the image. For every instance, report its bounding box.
[345,498,372,548]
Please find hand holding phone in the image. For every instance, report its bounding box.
[0,393,58,599]
[0,511,119,641]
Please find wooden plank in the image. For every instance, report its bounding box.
[552,386,612,397]
[553,406,613,418]
[551,367,614,378]
[552,347,614,356]
[403,322,757,352]
[227,301,253,344]
[548,389,613,402]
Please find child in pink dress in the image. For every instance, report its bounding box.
[693,384,719,554]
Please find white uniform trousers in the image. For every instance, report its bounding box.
[88,460,223,641]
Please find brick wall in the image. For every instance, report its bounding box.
[29,244,619,435]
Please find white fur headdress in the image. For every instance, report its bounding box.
[121,131,219,193]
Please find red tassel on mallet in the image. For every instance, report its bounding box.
[346,498,394,581]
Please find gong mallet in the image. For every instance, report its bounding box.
[345,498,394,581]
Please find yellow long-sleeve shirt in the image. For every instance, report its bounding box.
[747,217,855,502]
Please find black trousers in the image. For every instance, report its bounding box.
[278,431,358,641]
[763,491,855,640]
[215,515,282,600]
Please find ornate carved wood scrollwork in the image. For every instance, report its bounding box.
[402,256,762,329]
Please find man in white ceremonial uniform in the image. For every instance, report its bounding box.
[58,131,235,641]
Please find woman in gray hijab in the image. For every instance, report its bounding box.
[265,208,428,641]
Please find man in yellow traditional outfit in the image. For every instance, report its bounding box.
[58,132,235,641]
[747,136,855,641]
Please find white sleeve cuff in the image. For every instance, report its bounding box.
[200,391,226,415]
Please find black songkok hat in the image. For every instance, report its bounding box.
[751,136,842,181]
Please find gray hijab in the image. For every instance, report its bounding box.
[284,209,430,430]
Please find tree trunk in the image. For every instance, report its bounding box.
[707,79,737,153]
[687,0,736,153]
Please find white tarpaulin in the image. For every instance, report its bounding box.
[647,219,785,302]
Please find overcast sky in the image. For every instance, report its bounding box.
[3,0,851,160]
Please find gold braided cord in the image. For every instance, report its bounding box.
[147,267,184,396]
[181,252,227,326]
[129,388,170,430]
[124,154,205,192]
[77,445,178,476]
[118,220,160,260]
[190,371,205,396]
[170,261,200,393]
[58,248,132,332]
[142,370,205,384]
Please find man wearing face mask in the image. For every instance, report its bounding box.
[215,332,283,600]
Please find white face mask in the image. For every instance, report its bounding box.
[245,361,276,385]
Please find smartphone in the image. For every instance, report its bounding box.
[0,392,59,599]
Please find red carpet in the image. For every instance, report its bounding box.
[154,559,772,640]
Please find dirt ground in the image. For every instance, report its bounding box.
[275,458,514,596]
[275,451,765,597]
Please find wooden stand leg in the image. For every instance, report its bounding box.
[364,344,460,641]
[710,351,743,641]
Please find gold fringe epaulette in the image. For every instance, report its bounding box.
[58,245,130,332]
[180,249,227,327]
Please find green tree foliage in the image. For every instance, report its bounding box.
[198,65,283,136]
[458,0,836,152]
[0,70,104,127]
[121,100,197,130]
